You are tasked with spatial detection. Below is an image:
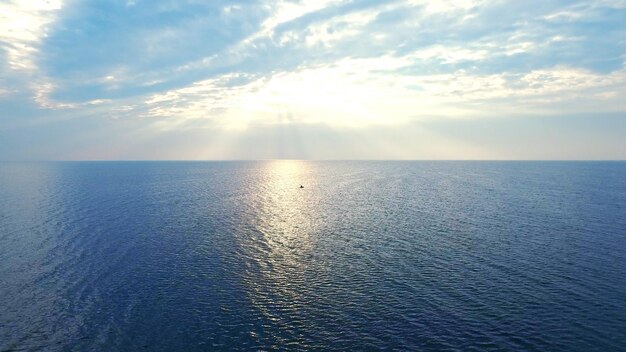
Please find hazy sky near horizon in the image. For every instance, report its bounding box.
[1,0,625,160]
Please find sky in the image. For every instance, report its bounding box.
[0,0,625,160]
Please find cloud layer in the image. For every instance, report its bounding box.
[1,0,625,159]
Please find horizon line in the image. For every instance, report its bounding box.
[2,159,626,163]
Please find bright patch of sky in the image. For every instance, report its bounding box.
[0,0,625,159]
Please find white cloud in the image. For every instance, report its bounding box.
[0,0,63,72]
[304,10,378,47]
[32,80,76,109]
[543,0,626,23]
[0,0,74,110]
[543,10,585,23]
[406,0,488,14]
[1,0,625,160]
[412,66,626,115]
[409,45,490,63]
[175,0,355,73]
[260,0,349,36]
[134,51,626,131]
[4,0,625,128]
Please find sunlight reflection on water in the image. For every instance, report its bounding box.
[1,161,626,351]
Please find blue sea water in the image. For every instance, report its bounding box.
[1,161,625,351]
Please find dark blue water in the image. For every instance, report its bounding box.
[1,161,625,351]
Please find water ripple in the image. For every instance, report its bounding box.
[1,161,625,351]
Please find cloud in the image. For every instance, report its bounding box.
[127,54,626,131]
[0,0,63,71]
[22,0,626,106]
[1,0,625,159]
[0,0,70,110]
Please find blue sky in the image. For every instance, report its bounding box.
[1,0,625,160]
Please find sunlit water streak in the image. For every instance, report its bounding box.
[1,161,625,351]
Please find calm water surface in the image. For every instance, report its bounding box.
[1,161,625,351]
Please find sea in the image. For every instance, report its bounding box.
[1,161,625,351]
